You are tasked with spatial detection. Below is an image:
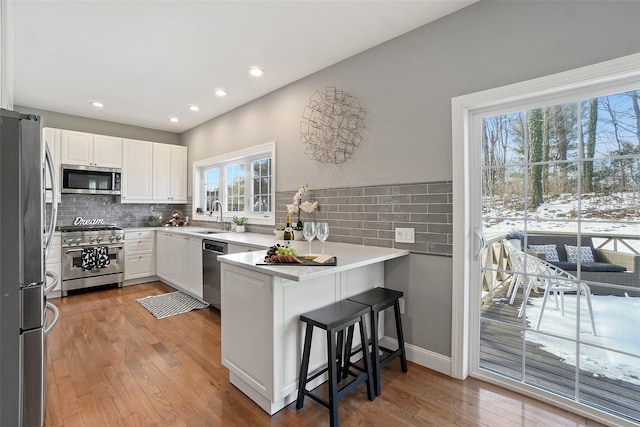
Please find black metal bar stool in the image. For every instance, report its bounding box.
[346,287,408,396]
[296,300,375,427]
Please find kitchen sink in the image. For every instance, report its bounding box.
[195,230,223,235]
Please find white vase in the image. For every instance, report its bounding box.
[293,230,303,241]
[236,225,245,233]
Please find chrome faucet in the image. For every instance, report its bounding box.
[212,200,225,229]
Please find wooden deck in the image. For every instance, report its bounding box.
[480,281,640,424]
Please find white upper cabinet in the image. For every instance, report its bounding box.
[152,143,171,200]
[152,143,187,203]
[61,130,122,168]
[122,139,187,204]
[92,134,122,168]
[170,145,188,202]
[121,139,153,202]
[42,127,61,204]
[61,130,92,165]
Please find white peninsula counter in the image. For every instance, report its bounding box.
[218,242,408,415]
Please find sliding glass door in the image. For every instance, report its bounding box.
[475,88,640,423]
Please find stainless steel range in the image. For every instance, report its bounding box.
[58,224,125,296]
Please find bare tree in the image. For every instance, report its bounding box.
[529,108,544,208]
[632,91,640,148]
[603,95,632,190]
[583,98,598,193]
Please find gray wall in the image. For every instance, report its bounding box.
[14,105,180,145]
[181,1,640,358]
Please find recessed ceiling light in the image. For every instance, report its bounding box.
[168,117,179,123]
[215,89,227,97]
[189,105,200,111]
[248,67,265,77]
[90,101,104,108]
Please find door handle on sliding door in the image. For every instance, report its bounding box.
[475,229,486,258]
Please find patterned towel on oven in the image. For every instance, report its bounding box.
[81,247,111,271]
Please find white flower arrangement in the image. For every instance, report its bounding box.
[287,184,309,215]
[286,184,318,224]
[300,200,319,213]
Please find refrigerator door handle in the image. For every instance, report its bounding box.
[44,143,59,259]
[44,302,60,336]
[44,270,58,295]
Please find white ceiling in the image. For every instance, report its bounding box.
[10,1,475,133]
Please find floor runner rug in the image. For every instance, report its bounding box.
[136,291,208,319]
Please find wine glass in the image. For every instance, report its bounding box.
[302,222,316,254]
[315,222,329,254]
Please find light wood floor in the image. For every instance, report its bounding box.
[45,282,607,427]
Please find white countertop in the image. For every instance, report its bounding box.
[124,227,409,281]
[133,226,279,247]
[218,241,409,282]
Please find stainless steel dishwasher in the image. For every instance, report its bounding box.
[202,239,228,310]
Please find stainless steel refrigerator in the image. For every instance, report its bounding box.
[0,109,59,426]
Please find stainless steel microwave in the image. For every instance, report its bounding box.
[61,164,122,195]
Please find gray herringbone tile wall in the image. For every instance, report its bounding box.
[47,194,186,228]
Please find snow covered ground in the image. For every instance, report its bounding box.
[525,294,640,385]
[483,192,640,252]
[482,191,640,385]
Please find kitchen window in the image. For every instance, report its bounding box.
[193,141,276,225]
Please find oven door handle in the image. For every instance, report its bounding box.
[64,246,122,255]
[44,302,60,336]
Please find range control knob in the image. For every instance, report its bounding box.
[109,235,115,242]
[95,236,102,242]
[115,235,122,241]
[89,237,96,243]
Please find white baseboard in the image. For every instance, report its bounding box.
[379,336,451,376]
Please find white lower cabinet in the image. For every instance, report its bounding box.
[45,234,62,298]
[124,230,156,281]
[156,232,203,299]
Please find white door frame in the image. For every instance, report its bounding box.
[450,53,640,421]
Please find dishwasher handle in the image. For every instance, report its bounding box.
[203,240,227,254]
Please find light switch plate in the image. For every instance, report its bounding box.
[395,227,415,243]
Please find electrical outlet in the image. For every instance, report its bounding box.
[399,298,405,315]
[395,227,415,243]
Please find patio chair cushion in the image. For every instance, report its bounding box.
[565,245,596,263]
[580,262,627,272]
[528,244,560,262]
[549,261,627,272]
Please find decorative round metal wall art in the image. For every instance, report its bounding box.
[300,87,365,164]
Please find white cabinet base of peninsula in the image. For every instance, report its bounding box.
[220,262,384,415]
